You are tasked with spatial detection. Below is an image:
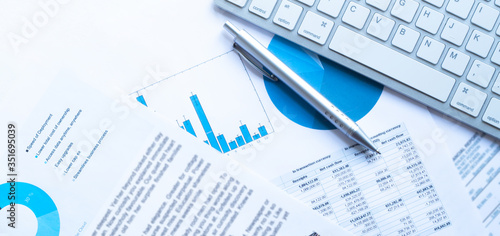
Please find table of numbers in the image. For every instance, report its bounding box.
[273,124,451,236]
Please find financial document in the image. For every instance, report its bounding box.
[432,112,500,235]
[234,88,487,236]
[453,133,500,234]
[0,77,351,236]
[273,124,449,235]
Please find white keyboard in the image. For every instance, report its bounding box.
[215,0,500,139]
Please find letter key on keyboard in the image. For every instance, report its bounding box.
[446,0,474,19]
[342,2,370,29]
[471,3,499,31]
[441,18,469,46]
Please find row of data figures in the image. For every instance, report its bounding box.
[132,50,274,154]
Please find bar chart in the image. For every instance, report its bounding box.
[131,50,274,154]
[178,94,270,153]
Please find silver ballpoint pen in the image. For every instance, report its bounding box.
[223,21,381,154]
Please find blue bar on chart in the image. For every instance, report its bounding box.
[190,95,221,152]
[217,134,230,153]
[183,120,197,137]
[252,134,260,140]
[136,95,148,107]
[258,125,268,137]
[239,125,253,143]
[204,140,209,144]
[229,141,238,150]
[236,136,245,146]
[177,120,184,130]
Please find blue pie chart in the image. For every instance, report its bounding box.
[264,36,384,130]
[0,182,60,235]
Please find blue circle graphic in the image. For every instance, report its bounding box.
[265,36,384,130]
[0,182,60,235]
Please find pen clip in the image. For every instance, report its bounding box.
[233,42,278,82]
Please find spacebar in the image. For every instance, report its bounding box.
[329,26,455,102]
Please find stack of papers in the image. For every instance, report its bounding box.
[0,76,351,235]
[0,0,497,235]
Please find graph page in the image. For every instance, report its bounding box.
[132,51,275,155]
[116,0,284,157]
[0,77,352,236]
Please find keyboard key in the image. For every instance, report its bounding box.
[424,0,444,8]
[342,2,370,29]
[497,0,500,7]
[317,0,346,18]
[451,82,487,117]
[483,98,500,129]
[249,0,278,19]
[442,48,470,76]
[391,0,419,23]
[471,3,499,31]
[446,0,474,19]
[467,60,495,88]
[367,0,392,11]
[466,30,494,58]
[497,24,500,36]
[330,26,455,102]
[491,42,500,66]
[367,13,395,41]
[297,0,315,6]
[298,11,334,45]
[493,74,500,95]
[273,1,303,30]
[227,0,247,7]
[392,25,420,53]
[417,37,445,64]
[441,18,469,46]
[416,7,444,34]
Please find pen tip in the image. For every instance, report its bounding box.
[375,150,381,155]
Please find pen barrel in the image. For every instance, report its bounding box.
[233,30,359,137]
